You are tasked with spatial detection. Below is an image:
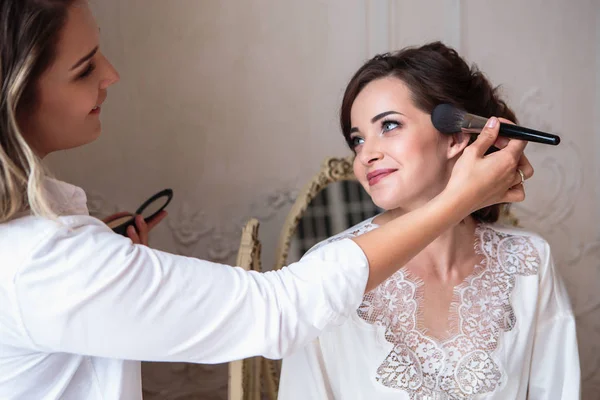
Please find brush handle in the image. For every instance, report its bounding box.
[499,123,560,145]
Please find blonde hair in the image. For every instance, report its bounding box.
[0,0,75,222]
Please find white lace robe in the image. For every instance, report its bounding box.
[279,219,580,400]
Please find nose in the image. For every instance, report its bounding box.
[358,138,384,166]
[98,53,120,89]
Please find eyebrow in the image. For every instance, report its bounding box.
[70,46,99,70]
[349,110,404,133]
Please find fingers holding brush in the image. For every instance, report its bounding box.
[431,103,560,145]
[492,118,520,149]
[468,116,502,157]
[484,118,533,204]
[449,115,535,209]
[492,118,534,183]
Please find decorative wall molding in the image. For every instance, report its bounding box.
[85,184,298,266]
[513,87,600,398]
[512,88,584,261]
[512,89,584,261]
[168,204,215,251]
[167,183,298,263]
[86,192,120,219]
[248,186,299,221]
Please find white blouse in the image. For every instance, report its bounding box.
[279,218,580,400]
[0,179,370,400]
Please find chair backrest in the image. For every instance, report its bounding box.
[273,156,357,271]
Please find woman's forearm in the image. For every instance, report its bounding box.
[353,187,470,291]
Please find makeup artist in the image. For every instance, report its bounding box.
[0,1,533,399]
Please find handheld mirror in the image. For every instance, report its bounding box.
[106,189,173,236]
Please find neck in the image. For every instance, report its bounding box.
[374,209,479,281]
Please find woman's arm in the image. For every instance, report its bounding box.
[15,218,372,362]
[13,118,531,363]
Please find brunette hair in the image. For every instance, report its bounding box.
[340,41,517,223]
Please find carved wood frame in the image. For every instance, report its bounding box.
[273,156,356,272]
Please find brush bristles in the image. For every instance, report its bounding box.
[431,104,466,134]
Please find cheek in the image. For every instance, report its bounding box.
[384,135,420,165]
[386,136,449,191]
[42,83,97,119]
[30,89,96,150]
[353,157,369,188]
[391,134,440,167]
[36,98,79,139]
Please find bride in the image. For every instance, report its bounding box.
[278,42,580,400]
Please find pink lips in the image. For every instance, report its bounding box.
[367,168,397,186]
[91,91,107,115]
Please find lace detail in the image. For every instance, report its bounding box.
[331,222,541,400]
[305,222,378,255]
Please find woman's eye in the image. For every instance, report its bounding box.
[77,63,96,79]
[351,136,364,148]
[381,120,400,132]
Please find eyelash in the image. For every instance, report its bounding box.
[77,62,96,79]
[349,119,403,149]
[350,136,363,149]
[381,119,401,132]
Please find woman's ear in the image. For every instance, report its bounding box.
[446,131,470,159]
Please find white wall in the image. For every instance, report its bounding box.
[46,1,600,398]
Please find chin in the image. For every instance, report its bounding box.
[370,193,405,212]
[88,126,102,141]
[63,134,101,151]
[370,189,430,212]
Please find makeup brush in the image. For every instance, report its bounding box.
[431,103,560,145]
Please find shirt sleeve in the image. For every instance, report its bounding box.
[527,241,581,399]
[13,216,369,363]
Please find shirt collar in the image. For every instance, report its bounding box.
[43,178,89,216]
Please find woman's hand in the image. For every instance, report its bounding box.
[446,116,534,213]
[102,212,132,225]
[126,212,168,246]
[103,211,168,246]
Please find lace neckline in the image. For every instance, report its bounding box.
[341,220,541,399]
[356,218,488,343]
[404,226,486,344]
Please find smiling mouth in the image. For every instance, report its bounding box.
[367,169,397,186]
